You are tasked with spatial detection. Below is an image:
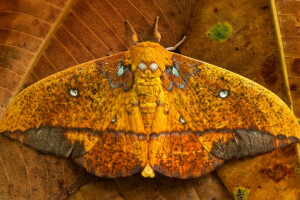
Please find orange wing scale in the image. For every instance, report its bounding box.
[74,131,147,178]
[149,131,224,178]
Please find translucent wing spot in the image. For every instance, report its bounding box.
[172,66,179,77]
[149,63,158,72]
[69,89,79,97]
[117,64,124,76]
[219,90,230,98]
[138,62,147,71]
[179,116,186,124]
[111,116,116,123]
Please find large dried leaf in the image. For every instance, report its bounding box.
[276,0,300,118]
[0,135,93,199]
[217,145,300,200]
[69,172,232,200]
[0,0,298,199]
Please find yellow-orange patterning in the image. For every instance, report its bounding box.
[0,42,300,178]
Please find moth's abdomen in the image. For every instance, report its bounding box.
[139,101,157,114]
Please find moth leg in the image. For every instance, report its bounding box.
[125,20,138,45]
[165,36,187,51]
[157,89,170,114]
[154,16,161,43]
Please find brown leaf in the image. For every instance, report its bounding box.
[276,0,300,118]
[217,145,300,200]
[69,172,232,200]
[0,135,93,199]
[1,0,298,199]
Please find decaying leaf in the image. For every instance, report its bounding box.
[69,172,232,200]
[218,144,300,200]
[0,135,93,199]
[276,0,300,117]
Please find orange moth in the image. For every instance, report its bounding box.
[0,17,299,178]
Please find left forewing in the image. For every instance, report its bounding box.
[0,53,147,177]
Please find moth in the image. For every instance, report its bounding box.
[0,17,299,179]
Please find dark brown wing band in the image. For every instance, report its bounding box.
[4,128,148,178]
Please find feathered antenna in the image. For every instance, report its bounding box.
[125,20,138,45]
[154,16,161,43]
[126,16,186,50]
[165,36,187,51]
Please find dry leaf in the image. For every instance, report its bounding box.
[217,145,300,200]
[276,0,300,118]
[0,135,93,199]
[69,172,232,200]
[0,0,299,199]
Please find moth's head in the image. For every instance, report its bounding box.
[123,42,173,78]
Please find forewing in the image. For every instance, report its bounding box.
[0,53,147,177]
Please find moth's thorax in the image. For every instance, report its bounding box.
[123,42,173,132]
